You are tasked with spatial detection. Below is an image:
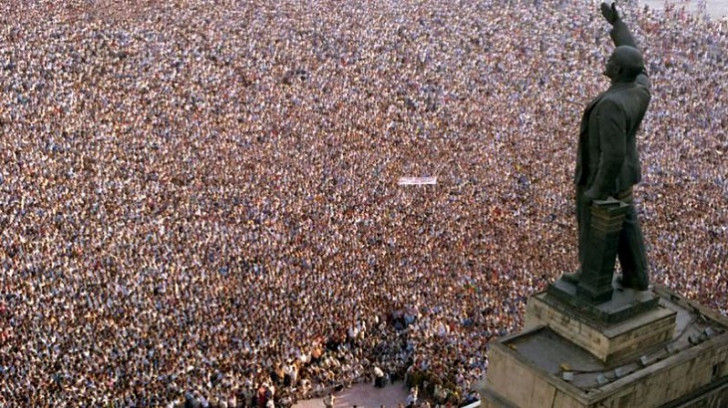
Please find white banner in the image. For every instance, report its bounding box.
[397,176,437,186]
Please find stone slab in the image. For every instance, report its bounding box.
[527,291,677,363]
[482,286,728,408]
[546,277,660,324]
[480,386,519,408]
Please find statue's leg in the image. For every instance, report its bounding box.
[576,185,590,266]
[617,204,649,290]
[562,185,592,284]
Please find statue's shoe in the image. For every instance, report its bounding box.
[617,276,649,291]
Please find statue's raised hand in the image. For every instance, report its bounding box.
[600,2,620,25]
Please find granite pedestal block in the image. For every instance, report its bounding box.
[480,286,728,408]
[546,277,660,324]
[528,284,676,363]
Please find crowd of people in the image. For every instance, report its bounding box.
[0,0,726,406]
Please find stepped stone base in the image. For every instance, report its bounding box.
[546,277,660,324]
[479,286,728,408]
[527,284,676,363]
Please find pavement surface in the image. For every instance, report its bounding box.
[293,382,410,408]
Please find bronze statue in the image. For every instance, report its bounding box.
[562,3,651,299]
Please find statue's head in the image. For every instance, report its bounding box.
[604,46,644,81]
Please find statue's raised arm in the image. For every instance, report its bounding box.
[602,2,650,90]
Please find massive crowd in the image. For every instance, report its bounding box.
[0,0,726,406]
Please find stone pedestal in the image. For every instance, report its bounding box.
[480,286,728,408]
[527,285,676,363]
[546,277,660,324]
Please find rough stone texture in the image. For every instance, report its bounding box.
[481,339,582,408]
[480,386,518,408]
[480,286,728,408]
[666,378,728,407]
[546,276,659,324]
[526,291,676,363]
